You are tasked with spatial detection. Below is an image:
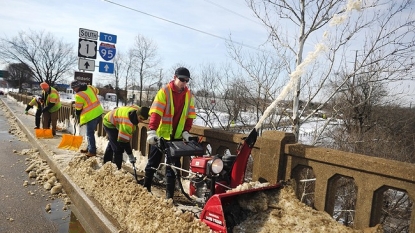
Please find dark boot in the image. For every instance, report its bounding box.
[166,176,176,199]
[143,172,153,192]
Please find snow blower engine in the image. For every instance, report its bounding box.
[160,129,282,232]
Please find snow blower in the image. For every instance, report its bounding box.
[154,128,283,232]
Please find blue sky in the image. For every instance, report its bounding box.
[0,0,268,78]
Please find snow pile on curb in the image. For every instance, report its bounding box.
[65,156,212,233]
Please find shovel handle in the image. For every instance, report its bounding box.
[131,163,139,184]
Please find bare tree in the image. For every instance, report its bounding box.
[0,30,77,86]
[5,63,34,92]
[112,50,137,107]
[226,43,286,134]
[245,0,415,141]
[193,63,253,131]
[130,34,160,106]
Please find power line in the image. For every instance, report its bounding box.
[202,0,262,26]
[101,0,266,52]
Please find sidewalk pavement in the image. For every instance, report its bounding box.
[1,96,120,233]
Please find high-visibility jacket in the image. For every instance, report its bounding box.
[150,85,196,140]
[42,87,61,113]
[103,105,140,143]
[74,85,104,125]
[28,97,41,108]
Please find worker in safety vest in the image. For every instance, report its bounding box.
[143,67,196,199]
[24,95,44,129]
[40,82,62,136]
[103,105,150,170]
[71,80,104,157]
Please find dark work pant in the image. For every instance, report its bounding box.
[35,108,42,128]
[103,125,125,169]
[42,111,58,135]
[145,145,181,178]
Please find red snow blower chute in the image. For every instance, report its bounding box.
[156,128,282,232]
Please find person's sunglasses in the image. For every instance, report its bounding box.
[178,77,189,83]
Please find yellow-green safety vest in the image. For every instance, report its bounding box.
[74,85,104,125]
[149,85,196,140]
[43,87,61,113]
[28,97,41,108]
[103,105,140,143]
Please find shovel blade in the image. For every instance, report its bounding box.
[58,134,83,151]
[35,129,53,139]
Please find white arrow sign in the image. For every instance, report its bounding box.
[99,61,114,74]
[78,58,95,72]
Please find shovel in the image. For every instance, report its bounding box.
[132,162,139,184]
[35,128,54,139]
[27,112,62,134]
[25,112,53,138]
[58,122,83,151]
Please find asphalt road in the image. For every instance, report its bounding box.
[0,97,80,233]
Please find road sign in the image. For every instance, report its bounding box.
[78,58,95,72]
[98,43,116,61]
[74,71,93,85]
[78,39,97,59]
[99,61,114,74]
[79,28,98,40]
[100,32,117,44]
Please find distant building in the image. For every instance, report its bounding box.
[0,70,8,78]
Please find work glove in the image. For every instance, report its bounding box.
[127,154,136,163]
[146,130,159,145]
[182,131,190,142]
[24,111,28,115]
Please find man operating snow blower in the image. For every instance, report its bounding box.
[143,67,197,199]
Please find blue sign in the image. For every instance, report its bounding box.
[99,61,114,74]
[100,32,117,44]
[99,43,116,61]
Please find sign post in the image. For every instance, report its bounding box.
[78,28,117,75]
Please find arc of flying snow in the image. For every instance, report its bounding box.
[254,0,362,131]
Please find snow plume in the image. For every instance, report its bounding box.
[254,43,327,130]
[254,0,361,131]
[330,0,362,26]
[347,0,362,11]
